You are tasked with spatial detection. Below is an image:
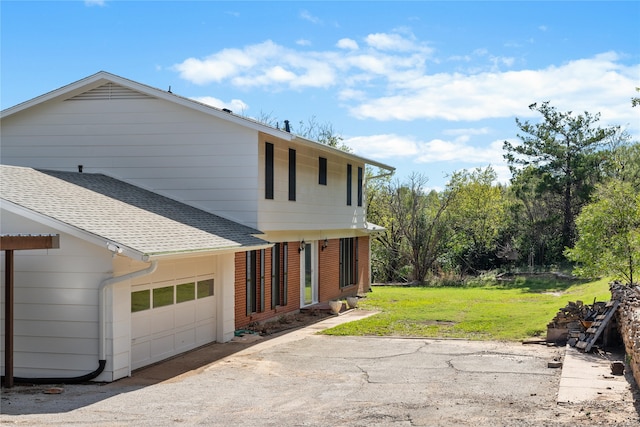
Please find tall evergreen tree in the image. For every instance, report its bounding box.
[503,102,617,255]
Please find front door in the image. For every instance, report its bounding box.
[300,242,317,306]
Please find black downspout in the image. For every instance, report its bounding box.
[3,360,106,385]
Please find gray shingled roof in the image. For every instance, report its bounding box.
[0,165,269,257]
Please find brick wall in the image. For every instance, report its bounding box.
[318,239,340,302]
[318,236,370,302]
[234,244,301,329]
[358,235,370,293]
[234,236,371,329]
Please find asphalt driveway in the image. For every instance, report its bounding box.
[1,310,638,426]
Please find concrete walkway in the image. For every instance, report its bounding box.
[557,344,634,404]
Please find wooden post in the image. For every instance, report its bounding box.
[1,234,59,388]
[4,250,14,388]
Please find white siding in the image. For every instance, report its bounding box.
[0,210,113,379]
[0,97,260,226]
[258,134,367,232]
[0,89,378,232]
[0,208,238,382]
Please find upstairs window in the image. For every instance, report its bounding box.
[265,142,274,199]
[289,149,296,201]
[319,157,327,185]
[346,164,352,206]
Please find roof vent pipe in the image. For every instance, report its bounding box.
[284,120,290,132]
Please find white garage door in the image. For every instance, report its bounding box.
[131,278,216,370]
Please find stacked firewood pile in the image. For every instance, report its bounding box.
[547,299,608,345]
[610,281,640,386]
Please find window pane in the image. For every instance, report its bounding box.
[153,286,174,308]
[131,290,150,312]
[197,279,214,299]
[177,282,196,303]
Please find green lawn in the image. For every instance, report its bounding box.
[322,276,612,341]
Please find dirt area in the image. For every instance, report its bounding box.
[555,399,640,426]
[244,308,333,336]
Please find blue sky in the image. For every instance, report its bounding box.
[2,1,639,189]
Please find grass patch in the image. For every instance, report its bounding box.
[322,276,611,341]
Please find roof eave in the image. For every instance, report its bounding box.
[142,242,273,262]
[2,198,269,263]
[292,135,395,173]
[0,71,295,141]
[0,198,149,261]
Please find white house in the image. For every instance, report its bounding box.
[0,71,394,382]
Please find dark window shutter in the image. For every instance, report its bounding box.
[319,157,327,185]
[346,164,352,206]
[265,142,274,199]
[289,149,296,201]
[357,166,363,207]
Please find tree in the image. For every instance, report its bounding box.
[603,130,640,192]
[366,170,405,283]
[565,180,640,285]
[503,102,618,255]
[388,173,454,283]
[294,116,351,152]
[443,167,509,273]
[506,167,565,267]
[255,114,351,152]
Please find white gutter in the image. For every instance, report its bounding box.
[98,260,158,361]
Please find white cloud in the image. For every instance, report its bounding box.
[173,37,637,138]
[337,88,366,101]
[337,38,358,50]
[85,0,105,6]
[192,96,248,113]
[345,134,506,166]
[345,134,420,158]
[173,33,431,90]
[365,33,417,52]
[296,39,312,46]
[349,52,639,129]
[442,127,490,136]
[300,10,321,24]
[174,41,282,85]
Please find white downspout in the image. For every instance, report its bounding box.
[98,260,158,361]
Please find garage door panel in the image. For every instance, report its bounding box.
[131,312,150,340]
[175,328,196,351]
[196,323,215,344]
[150,334,175,359]
[150,308,175,334]
[131,278,217,371]
[196,299,215,321]
[131,341,150,368]
[175,301,196,328]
